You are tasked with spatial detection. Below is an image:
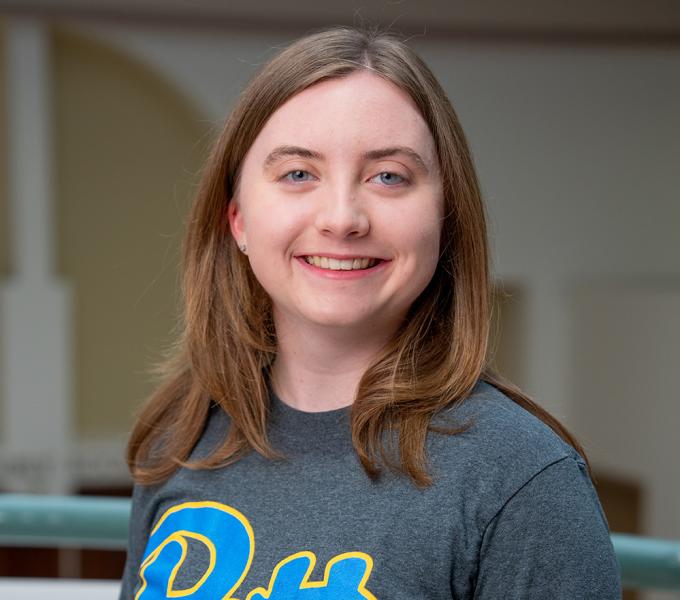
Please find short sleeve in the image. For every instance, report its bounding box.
[473,456,622,599]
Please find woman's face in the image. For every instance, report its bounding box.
[229,71,443,338]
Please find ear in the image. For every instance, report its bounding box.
[227,199,246,247]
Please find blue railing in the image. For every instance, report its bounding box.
[612,534,680,590]
[1,494,679,590]
[0,494,129,550]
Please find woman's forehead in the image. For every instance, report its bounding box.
[247,71,437,167]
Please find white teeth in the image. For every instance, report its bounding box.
[304,256,378,271]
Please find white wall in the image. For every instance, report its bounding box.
[422,41,680,420]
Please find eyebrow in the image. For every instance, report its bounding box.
[263,146,323,169]
[362,147,430,174]
[263,145,431,174]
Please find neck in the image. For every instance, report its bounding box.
[270,313,396,413]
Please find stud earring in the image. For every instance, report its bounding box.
[239,243,247,253]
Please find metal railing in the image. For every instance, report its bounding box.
[612,534,680,591]
[0,494,129,550]
[1,494,679,591]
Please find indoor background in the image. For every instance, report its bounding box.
[0,2,679,599]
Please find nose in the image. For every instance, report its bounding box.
[314,187,370,239]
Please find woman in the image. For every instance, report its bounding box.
[120,26,621,599]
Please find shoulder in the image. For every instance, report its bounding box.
[429,380,587,524]
[433,379,580,465]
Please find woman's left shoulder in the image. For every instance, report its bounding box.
[437,382,621,598]
[428,380,587,505]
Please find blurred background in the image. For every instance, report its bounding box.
[0,1,678,598]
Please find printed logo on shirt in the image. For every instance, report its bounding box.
[136,501,376,600]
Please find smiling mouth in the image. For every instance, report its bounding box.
[303,256,380,271]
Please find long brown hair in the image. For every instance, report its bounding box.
[128,26,586,487]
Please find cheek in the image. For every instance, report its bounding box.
[416,233,441,289]
[240,209,303,293]
[246,217,302,263]
[404,212,442,290]
[245,247,290,308]
[400,208,441,259]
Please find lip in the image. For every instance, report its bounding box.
[295,253,388,261]
[295,256,390,280]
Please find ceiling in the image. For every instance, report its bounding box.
[1,0,680,43]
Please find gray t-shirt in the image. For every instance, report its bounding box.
[119,381,621,599]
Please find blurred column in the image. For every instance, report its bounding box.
[1,18,73,493]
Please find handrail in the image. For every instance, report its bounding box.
[612,534,680,591]
[1,494,680,590]
[0,494,129,549]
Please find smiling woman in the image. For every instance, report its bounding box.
[228,71,441,353]
[119,26,621,599]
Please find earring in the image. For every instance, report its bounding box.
[239,243,247,253]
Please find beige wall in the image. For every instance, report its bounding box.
[53,28,209,437]
[0,18,8,277]
[0,19,4,444]
[570,285,680,543]
[490,283,528,389]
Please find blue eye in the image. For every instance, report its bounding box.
[282,170,314,182]
[371,172,407,186]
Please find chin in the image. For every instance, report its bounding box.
[305,305,403,335]
[299,305,377,330]
[309,313,372,330]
